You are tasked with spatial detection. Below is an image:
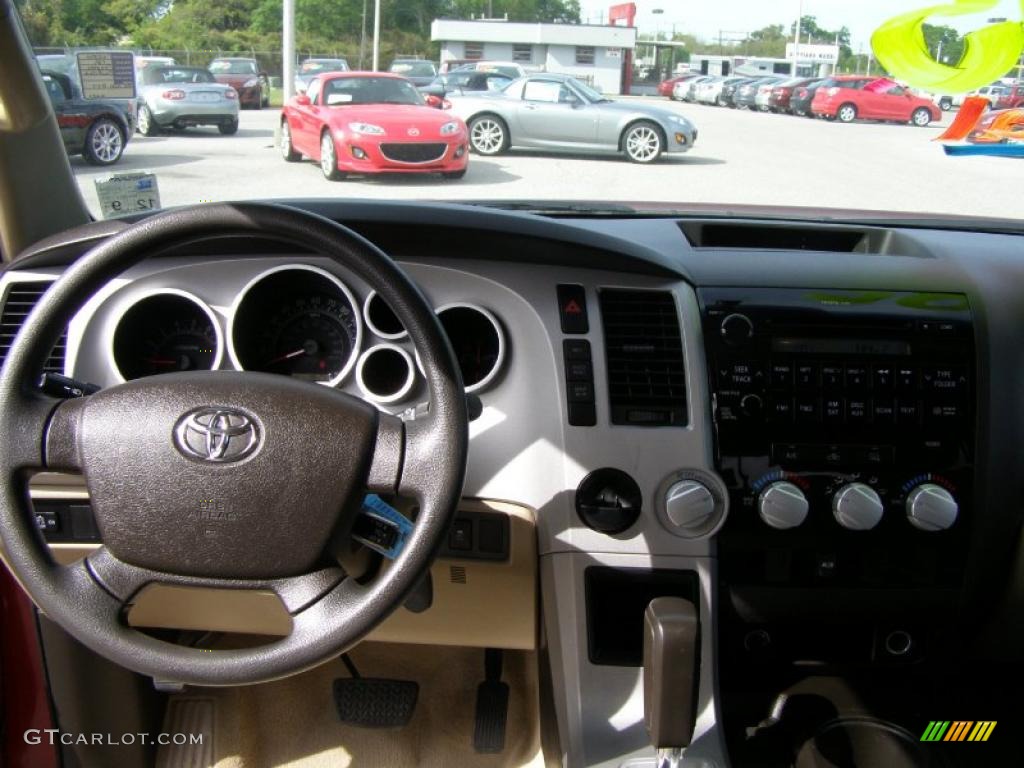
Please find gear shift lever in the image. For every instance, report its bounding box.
[643,597,699,767]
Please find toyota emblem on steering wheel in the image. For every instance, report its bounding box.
[173,407,261,463]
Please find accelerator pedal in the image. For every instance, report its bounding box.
[333,654,419,728]
[473,648,510,753]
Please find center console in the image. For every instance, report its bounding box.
[700,287,977,764]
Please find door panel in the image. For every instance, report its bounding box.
[516,80,598,146]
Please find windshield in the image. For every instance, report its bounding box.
[19,1,1024,223]
[389,61,436,77]
[321,76,423,106]
[209,60,258,75]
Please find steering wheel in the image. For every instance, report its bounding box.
[0,203,468,685]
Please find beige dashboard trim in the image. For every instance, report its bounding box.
[16,478,538,650]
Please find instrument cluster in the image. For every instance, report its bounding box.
[106,264,506,404]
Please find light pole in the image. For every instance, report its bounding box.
[283,0,295,101]
[372,0,382,72]
[793,0,803,76]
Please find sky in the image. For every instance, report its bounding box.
[578,0,1024,51]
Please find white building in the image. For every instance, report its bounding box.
[431,19,637,93]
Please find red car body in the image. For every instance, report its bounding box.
[281,72,469,177]
[658,75,697,97]
[994,83,1024,110]
[208,58,266,109]
[812,77,942,124]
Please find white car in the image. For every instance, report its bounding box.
[754,78,783,111]
[674,76,712,102]
[696,77,742,106]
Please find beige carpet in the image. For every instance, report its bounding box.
[157,642,549,768]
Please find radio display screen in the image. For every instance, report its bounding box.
[772,337,912,356]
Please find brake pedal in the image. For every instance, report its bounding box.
[333,655,418,728]
[473,648,510,753]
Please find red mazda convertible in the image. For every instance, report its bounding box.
[280,72,469,180]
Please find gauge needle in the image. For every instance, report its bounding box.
[144,357,178,366]
[266,348,307,365]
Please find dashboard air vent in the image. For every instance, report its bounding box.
[599,289,687,426]
[0,281,66,373]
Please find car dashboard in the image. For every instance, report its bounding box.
[2,201,1022,768]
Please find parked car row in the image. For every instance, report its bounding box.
[665,72,942,126]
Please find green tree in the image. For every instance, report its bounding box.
[921,23,965,66]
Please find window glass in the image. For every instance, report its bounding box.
[575,46,595,65]
[523,80,562,103]
[464,42,484,60]
[512,44,532,63]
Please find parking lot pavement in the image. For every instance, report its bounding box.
[72,99,1018,220]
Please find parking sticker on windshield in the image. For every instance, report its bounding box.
[94,172,161,219]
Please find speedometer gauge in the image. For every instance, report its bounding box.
[261,295,358,381]
[228,265,362,386]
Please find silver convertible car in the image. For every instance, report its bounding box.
[447,73,697,163]
[136,65,240,136]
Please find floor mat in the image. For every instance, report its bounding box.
[158,642,547,768]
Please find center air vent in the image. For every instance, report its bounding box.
[599,289,687,426]
[0,281,67,374]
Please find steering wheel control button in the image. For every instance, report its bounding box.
[758,481,809,530]
[576,468,642,535]
[351,494,413,559]
[832,483,884,531]
[557,283,589,334]
[173,406,261,463]
[563,339,596,426]
[664,480,715,532]
[906,484,958,531]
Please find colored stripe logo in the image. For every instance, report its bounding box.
[921,721,996,742]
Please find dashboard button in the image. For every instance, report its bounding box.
[823,397,843,423]
[563,339,592,361]
[568,381,595,403]
[557,284,589,334]
[769,396,793,423]
[770,362,793,389]
[822,365,843,390]
[896,366,917,390]
[873,365,894,389]
[921,366,966,393]
[845,366,868,390]
[723,362,764,388]
[846,399,869,423]
[568,402,597,427]
[449,519,473,551]
[924,399,962,425]
[795,397,819,422]
[822,444,845,466]
[565,360,592,381]
[795,363,818,389]
[897,400,920,426]
[873,399,895,424]
[720,313,754,346]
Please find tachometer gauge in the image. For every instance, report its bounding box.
[229,265,362,386]
[111,292,222,381]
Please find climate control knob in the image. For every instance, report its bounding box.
[906,484,958,531]
[832,483,884,530]
[665,480,716,532]
[758,481,809,530]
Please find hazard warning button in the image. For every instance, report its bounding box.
[557,284,589,334]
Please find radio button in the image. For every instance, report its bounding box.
[845,366,869,390]
[896,366,917,390]
[924,399,963,425]
[872,399,895,424]
[770,362,793,389]
[873,365,894,389]
[771,443,802,464]
[823,445,845,466]
[822,365,843,390]
[823,397,843,423]
[795,397,819,422]
[721,362,764,388]
[847,399,869,423]
[795,363,818,389]
[921,366,966,393]
[740,393,764,419]
[897,400,920,425]
[769,397,793,423]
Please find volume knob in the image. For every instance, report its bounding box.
[759,481,808,529]
[832,483,884,531]
[906,484,958,531]
[720,313,753,346]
